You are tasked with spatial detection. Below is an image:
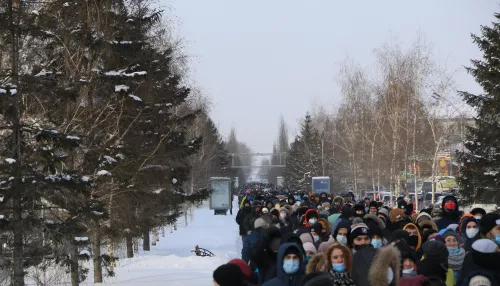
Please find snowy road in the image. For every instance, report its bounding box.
[100,200,241,285]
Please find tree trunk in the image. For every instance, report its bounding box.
[70,242,79,286]
[143,229,150,251]
[126,236,133,258]
[92,226,102,283]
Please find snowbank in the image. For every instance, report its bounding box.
[98,200,241,285]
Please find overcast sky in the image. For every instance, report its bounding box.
[166,1,497,154]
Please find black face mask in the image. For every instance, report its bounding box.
[354,244,369,251]
[407,235,419,247]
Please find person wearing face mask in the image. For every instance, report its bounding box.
[354,202,366,218]
[310,223,323,247]
[368,201,379,216]
[326,243,355,285]
[332,220,352,245]
[331,196,344,214]
[302,242,317,264]
[456,239,500,286]
[277,207,293,234]
[395,241,418,278]
[348,220,373,253]
[403,223,423,252]
[319,202,332,217]
[303,209,319,229]
[262,243,305,286]
[460,217,480,252]
[479,213,500,246]
[470,208,486,224]
[441,228,465,282]
[435,196,461,231]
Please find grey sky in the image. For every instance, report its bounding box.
[167,0,497,154]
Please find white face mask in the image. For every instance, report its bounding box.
[280,213,287,219]
[336,235,347,244]
[325,207,330,211]
[466,228,479,239]
[402,268,414,274]
[387,268,394,283]
[313,235,320,243]
[475,216,482,220]
[309,219,317,225]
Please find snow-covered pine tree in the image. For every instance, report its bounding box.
[457,12,500,206]
[0,1,106,284]
[284,113,322,191]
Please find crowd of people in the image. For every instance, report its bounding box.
[212,190,500,286]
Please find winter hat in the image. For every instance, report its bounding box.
[213,264,243,286]
[300,232,314,244]
[262,207,269,214]
[390,208,405,223]
[303,242,318,254]
[254,214,273,229]
[279,207,289,214]
[284,244,303,258]
[333,219,352,238]
[421,240,449,263]
[470,208,487,217]
[391,230,410,243]
[479,213,500,236]
[349,223,371,245]
[416,212,432,224]
[318,241,334,253]
[422,229,438,242]
[369,201,378,209]
[310,223,323,235]
[354,202,366,213]
[378,207,389,219]
[228,259,251,280]
[469,275,492,286]
[441,228,458,240]
[472,239,498,253]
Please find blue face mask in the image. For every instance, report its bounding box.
[332,263,345,272]
[283,260,300,274]
[495,234,500,245]
[309,219,317,225]
[305,256,311,262]
[448,247,460,254]
[371,239,383,249]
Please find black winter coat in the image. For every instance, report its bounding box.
[244,206,262,234]
[236,206,252,235]
[457,251,500,286]
[251,227,282,284]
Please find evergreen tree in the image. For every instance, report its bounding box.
[268,116,289,186]
[284,113,322,191]
[457,12,500,205]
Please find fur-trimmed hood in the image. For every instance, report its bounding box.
[369,246,401,286]
[364,214,386,229]
[419,219,438,232]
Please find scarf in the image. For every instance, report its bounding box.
[327,271,355,286]
[448,248,465,272]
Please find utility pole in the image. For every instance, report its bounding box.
[9,0,25,285]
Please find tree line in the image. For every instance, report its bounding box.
[272,11,500,211]
[0,0,235,285]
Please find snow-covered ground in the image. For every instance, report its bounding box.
[99,200,241,285]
